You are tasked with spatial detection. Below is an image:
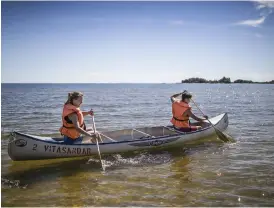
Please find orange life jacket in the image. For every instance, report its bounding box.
[59,104,86,139]
[170,101,191,128]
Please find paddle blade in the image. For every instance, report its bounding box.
[215,128,234,142]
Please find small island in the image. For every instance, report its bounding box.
[181,77,274,84]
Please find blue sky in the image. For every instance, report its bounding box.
[1,1,274,83]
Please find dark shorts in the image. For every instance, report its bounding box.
[174,126,199,132]
[63,136,83,144]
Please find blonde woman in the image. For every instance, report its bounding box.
[59,91,97,144]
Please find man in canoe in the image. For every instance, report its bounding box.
[170,91,208,132]
[59,91,98,144]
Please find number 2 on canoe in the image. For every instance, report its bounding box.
[32,144,37,151]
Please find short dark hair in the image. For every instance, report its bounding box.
[182,92,192,101]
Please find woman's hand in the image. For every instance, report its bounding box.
[88,109,94,116]
[199,115,209,122]
[82,110,94,117]
[89,133,100,143]
[203,115,209,120]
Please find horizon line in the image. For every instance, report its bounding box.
[2,82,274,84]
[1,82,175,84]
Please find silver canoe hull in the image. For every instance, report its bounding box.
[8,113,229,161]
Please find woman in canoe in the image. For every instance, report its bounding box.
[59,91,98,144]
[170,91,208,132]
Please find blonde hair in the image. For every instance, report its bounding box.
[65,91,83,105]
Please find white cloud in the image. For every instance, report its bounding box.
[256,4,266,9]
[234,16,265,27]
[254,1,274,9]
[234,1,273,27]
[256,1,274,17]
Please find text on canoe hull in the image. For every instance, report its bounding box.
[44,145,93,155]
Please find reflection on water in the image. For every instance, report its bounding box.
[3,138,273,207]
[2,84,274,206]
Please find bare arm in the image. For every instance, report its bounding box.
[170,92,183,103]
[82,109,94,117]
[68,114,95,137]
[82,112,91,116]
[185,109,205,122]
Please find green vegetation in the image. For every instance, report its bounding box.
[181,77,274,84]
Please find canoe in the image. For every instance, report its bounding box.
[8,113,229,161]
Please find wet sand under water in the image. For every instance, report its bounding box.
[2,135,274,207]
[2,83,274,206]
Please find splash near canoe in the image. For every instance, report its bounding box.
[8,113,229,161]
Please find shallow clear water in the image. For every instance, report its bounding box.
[1,83,274,206]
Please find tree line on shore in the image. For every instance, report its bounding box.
[181,77,274,84]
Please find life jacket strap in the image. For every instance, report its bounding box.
[64,116,73,124]
[173,117,189,122]
[62,122,86,130]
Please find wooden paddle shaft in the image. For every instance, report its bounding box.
[91,116,103,142]
[190,98,230,142]
[92,116,96,133]
[91,116,105,171]
[190,99,219,129]
[191,99,211,122]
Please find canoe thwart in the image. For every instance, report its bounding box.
[7,113,229,161]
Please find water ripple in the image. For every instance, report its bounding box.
[1,83,274,206]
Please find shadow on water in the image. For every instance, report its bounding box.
[1,157,102,188]
[2,134,229,189]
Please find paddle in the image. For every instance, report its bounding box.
[190,98,233,143]
[91,116,105,171]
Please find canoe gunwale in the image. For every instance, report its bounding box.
[12,113,228,146]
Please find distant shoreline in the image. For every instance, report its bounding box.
[178,82,274,84]
[1,78,274,85]
[1,82,274,85]
[181,77,274,84]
